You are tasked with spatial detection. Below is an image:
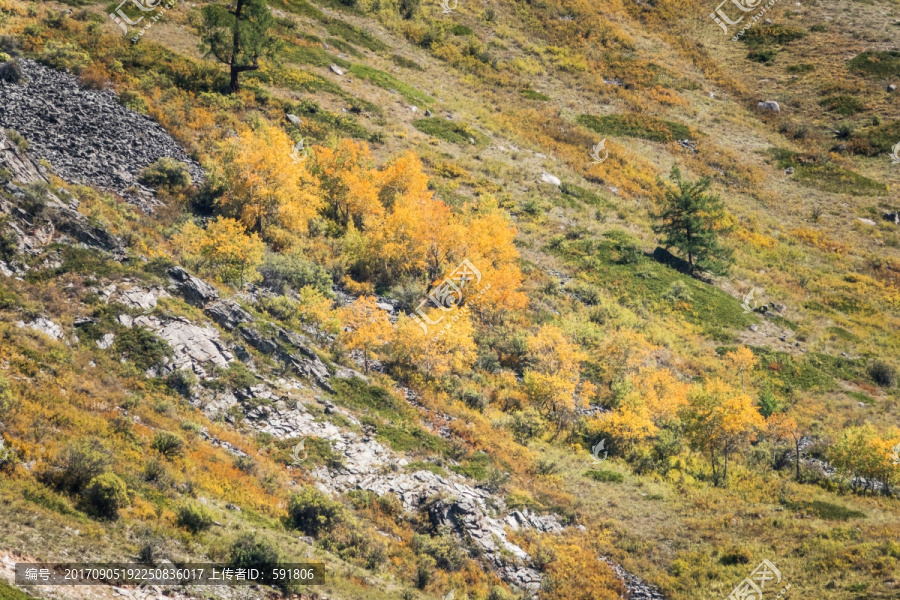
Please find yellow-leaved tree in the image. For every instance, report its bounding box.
[389,309,476,380]
[313,139,383,232]
[171,217,265,285]
[524,324,587,432]
[594,368,689,449]
[724,346,757,391]
[680,379,764,486]
[219,124,321,245]
[338,296,392,373]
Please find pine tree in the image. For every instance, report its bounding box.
[652,167,733,276]
[199,0,279,93]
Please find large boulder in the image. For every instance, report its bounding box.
[168,266,219,308]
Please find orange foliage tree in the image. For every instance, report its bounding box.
[219,124,321,245]
[524,325,587,431]
[680,379,764,486]
[338,296,393,373]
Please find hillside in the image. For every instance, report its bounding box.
[0,0,898,599]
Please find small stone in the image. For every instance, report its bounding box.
[785,167,794,175]
[749,324,759,332]
[286,113,303,126]
[757,100,780,112]
[330,65,344,76]
[858,218,877,226]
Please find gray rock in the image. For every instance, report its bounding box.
[0,59,203,211]
[96,333,115,350]
[168,266,219,307]
[757,100,781,112]
[286,113,303,126]
[858,218,877,226]
[205,300,252,330]
[17,317,63,340]
[330,65,344,76]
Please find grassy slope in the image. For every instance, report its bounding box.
[0,0,899,598]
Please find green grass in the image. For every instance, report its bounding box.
[325,20,388,52]
[826,326,860,342]
[449,452,492,480]
[286,99,376,140]
[551,235,754,341]
[391,54,424,71]
[376,424,450,455]
[331,378,411,419]
[0,581,40,600]
[848,50,900,78]
[519,88,550,101]
[327,38,364,58]
[846,390,876,405]
[284,43,350,69]
[577,113,691,142]
[784,500,866,521]
[348,64,433,105]
[769,149,887,196]
[413,117,487,145]
[450,24,474,36]
[559,182,613,209]
[786,63,815,74]
[819,94,864,116]
[863,119,900,153]
[584,469,624,483]
[750,348,866,393]
[405,461,447,476]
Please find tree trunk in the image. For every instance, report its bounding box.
[229,0,245,93]
[794,440,800,481]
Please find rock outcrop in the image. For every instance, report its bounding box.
[0,59,203,211]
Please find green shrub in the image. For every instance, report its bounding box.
[112,328,173,371]
[584,469,624,483]
[784,500,866,520]
[868,361,896,388]
[819,95,864,116]
[412,528,465,570]
[166,369,197,398]
[259,252,334,296]
[507,407,547,443]
[84,473,128,519]
[45,438,111,494]
[848,50,900,78]
[137,157,192,189]
[0,59,21,83]
[176,502,215,533]
[0,216,19,261]
[288,486,344,536]
[151,431,185,459]
[228,534,283,586]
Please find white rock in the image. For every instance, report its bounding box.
[286,113,303,126]
[858,218,877,226]
[540,172,561,186]
[330,65,344,76]
[757,100,780,112]
[17,317,63,340]
[96,333,115,350]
